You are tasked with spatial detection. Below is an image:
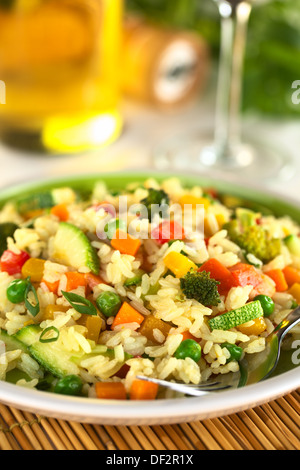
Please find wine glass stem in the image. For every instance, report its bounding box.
[214,1,252,163]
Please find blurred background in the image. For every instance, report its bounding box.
[0,0,299,192]
[126,0,300,117]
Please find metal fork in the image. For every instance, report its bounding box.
[137,305,300,397]
[135,375,238,396]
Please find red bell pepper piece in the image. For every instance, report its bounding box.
[0,250,30,275]
[229,263,276,298]
[229,263,262,288]
[151,221,185,245]
[114,364,130,379]
[198,258,238,296]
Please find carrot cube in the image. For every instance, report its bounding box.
[95,382,127,400]
[111,302,144,330]
[130,379,159,400]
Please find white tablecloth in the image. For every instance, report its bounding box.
[0,98,299,201]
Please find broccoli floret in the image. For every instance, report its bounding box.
[225,219,281,263]
[180,270,221,307]
[140,188,170,221]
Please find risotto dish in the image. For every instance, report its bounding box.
[0,177,299,401]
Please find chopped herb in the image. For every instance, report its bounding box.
[39,327,60,344]
[61,291,97,316]
[24,280,40,317]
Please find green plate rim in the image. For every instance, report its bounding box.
[0,169,299,223]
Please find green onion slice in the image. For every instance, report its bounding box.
[25,280,40,317]
[39,327,60,344]
[61,291,97,316]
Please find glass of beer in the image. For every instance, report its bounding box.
[0,0,123,154]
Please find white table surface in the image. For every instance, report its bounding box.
[0,96,299,201]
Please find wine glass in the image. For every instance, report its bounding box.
[153,0,294,182]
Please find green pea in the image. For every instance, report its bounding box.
[253,294,275,317]
[96,292,122,318]
[174,339,202,363]
[54,375,83,396]
[221,342,243,362]
[6,279,29,304]
[104,219,127,240]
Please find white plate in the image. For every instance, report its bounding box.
[0,170,299,424]
[0,369,299,425]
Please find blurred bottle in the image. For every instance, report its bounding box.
[0,0,123,154]
[122,16,211,109]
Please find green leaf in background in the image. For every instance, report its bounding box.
[244,0,300,116]
[126,0,300,117]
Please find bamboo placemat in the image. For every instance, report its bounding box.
[0,390,299,451]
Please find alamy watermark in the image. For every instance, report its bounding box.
[0,80,6,105]
[291,80,300,105]
[291,340,300,366]
[95,199,205,242]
